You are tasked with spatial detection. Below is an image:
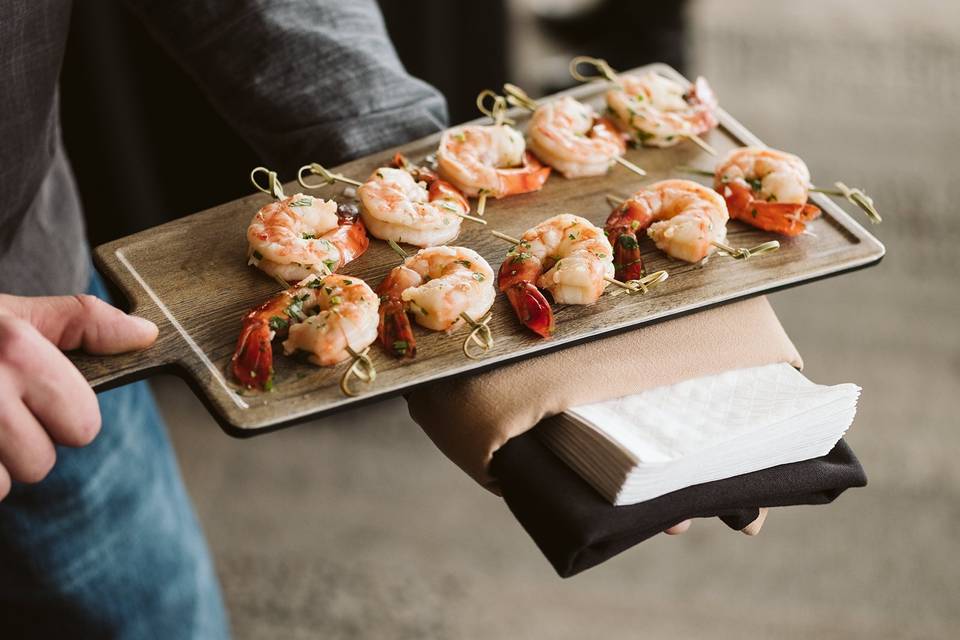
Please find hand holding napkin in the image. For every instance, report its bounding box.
[408,296,803,491]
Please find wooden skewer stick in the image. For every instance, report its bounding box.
[489,230,667,295]
[298,162,363,189]
[684,134,718,157]
[605,194,780,261]
[569,56,717,157]
[710,239,781,260]
[613,156,648,177]
[340,345,376,397]
[460,311,494,360]
[679,166,882,224]
[473,89,520,218]
[476,191,489,217]
[502,83,648,177]
[250,166,287,200]
[299,162,486,225]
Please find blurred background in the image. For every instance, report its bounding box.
[61,1,957,638]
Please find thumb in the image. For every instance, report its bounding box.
[3,294,159,354]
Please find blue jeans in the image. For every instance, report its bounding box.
[0,274,229,638]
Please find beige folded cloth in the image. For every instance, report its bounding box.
[407,296,802,493]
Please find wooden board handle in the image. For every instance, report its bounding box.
[69,282,182,391]
[69,344,175,391]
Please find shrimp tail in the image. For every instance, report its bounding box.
[504,282,554,338]
[428,178,470,212]
[327,213,370,267]
[393,152,441,184]
[378,299,417,359]
[608,226,646,282]
[497,151,552,197]
[231,320,274,389]
[725,182,821,237]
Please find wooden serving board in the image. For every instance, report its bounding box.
[71,63,885,435]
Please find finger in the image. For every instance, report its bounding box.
[0,318,101,447]
[0,463,10,501]
[0,395,57,483]
[1,293,158,354]
[741,508,769,536]
[665,519,692,535]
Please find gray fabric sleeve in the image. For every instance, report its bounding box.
[122,0,448,173]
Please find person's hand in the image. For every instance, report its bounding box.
[665,508,769,536]
[0,293,158,500]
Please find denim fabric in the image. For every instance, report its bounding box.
[0,273,229,639]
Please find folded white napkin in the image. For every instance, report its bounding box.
[539,363,860,505]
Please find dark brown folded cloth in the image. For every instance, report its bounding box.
[490,431,867,578]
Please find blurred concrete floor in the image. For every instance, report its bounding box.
[155,1,959,637]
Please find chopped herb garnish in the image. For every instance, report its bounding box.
[455,259,472,268]
[568,232,578,240]
[322,259,337,272]
[748,178,764,192]
[635,129,654,143]
[252,250,264,260]
[472,272,485,282]
[268,316,289,332]
[289,197,313,208]
[453,132,466,142]
[766,194,777,202]
[393,340,408,354]
[751,209,759,218]
[618,234,639,250]
[302,233,317,240]
[329,295,342,305]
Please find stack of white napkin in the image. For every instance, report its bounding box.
[539,363,860,506]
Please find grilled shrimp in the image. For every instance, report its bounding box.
[247,194,369,282]
[357,156,469,247]
[714,147,821,236]
[607,179,728,266]
[498,214,614,338]
[231,274,379,389]
[437,124,551,198]
[377,246,495,358]
[606,71,718,147]
[527,95,626,179]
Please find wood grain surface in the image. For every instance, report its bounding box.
[69,63,884,434]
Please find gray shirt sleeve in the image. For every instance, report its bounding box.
[123,0,448,173]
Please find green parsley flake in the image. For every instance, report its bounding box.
[268,316,289,332]
[472,272,485,282]
[302,233,317,240]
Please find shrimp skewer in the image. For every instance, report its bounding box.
[437,91,552,215]
[492,215,667,338]
[247,167,369,283]
[499,84,646,180]
[377,246,496,359]
[569,56,719,156]
[298,155,486,248]
[605,181,779,271]
[681,146,881,230]
[231,273,380,395]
